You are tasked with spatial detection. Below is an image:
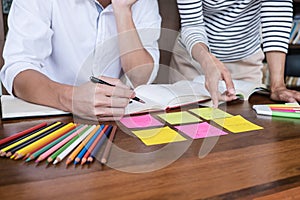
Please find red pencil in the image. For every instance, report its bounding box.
[81,125,109,165]
[0,122,47,146]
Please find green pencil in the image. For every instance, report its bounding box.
[25,124,84,162]
[47,125,91,164]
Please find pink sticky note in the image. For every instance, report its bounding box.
[120,114,163,128]
[175,122,228,139]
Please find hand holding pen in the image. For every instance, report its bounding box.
[90,76,145,104]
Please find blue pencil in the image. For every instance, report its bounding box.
[87,125,113,163]
[73,125,104,165]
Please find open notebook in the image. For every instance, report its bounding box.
[125,80,211,115]
[193,75,268,101]
[1,95,70,119]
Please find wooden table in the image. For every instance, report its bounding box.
[1,94,300,200]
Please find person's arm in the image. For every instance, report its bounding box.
[266,52,300,102]
[112,0,160,87]
[261,0,300,102]
[13,70,134,121]
[1,0,134,121]
[177,0,236,107]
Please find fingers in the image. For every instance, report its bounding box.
[222,68,236,97]
[271,88,300,103]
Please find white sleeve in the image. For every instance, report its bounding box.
[132,0,161,84]
[0,0,53,94]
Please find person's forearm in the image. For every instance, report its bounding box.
[191,42,210,71]
[13,70,73,112]
[113,6,154,87]
[266,51,286,91]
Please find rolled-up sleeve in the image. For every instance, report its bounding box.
[133,0,161,84]
[0,0,53,94]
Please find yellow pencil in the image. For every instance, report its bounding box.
[0,122,62,154]
[65,125,100,165]
[14,123,76,160]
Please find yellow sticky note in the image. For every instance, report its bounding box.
[157,111,201,125]
[132,126,187,146]
[213,115,263,133]
[189,108,232,120]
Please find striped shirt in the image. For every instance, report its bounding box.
[177,0,293,62]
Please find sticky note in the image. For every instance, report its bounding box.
[132,126,187,146]
[213,115,263,133]
[189,108,232,120]
[175,122,228,139]
[157,111,201,125]
[120,114,163,128]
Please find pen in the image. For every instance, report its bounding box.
[90,76,145,104]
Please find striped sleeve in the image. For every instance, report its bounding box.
[177,0,209,56]
[261,0,293,53]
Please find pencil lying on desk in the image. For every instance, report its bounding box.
[73,125,102,165]
[35,124,86,163]
[26,125,84,162]
[100,126,117,165]
[7,123,66,158]
[81,125,109,165]
[65,125,101,165]
[13,123,76,160]
[53,125,96,165]
[87,125,113,163]
[0,124,49,155]
[0,122,62,157]
[0,122,47,147]
[48,125,89,164]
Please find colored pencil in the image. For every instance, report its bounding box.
[270,108,300,113]
[6,123,66,158]
[88,125,113,163]
[0,122,62,156]
[0,123,50,151]
[81,125,109,165]
[100,126,117,164]
[66,125,102,165]
[26,125,84,162]
[53,125,96,165]
[47,125,89,164]
[14,123,76,160]
[35,124,87,163]
[74,125,103,165]
[0,122,47,147]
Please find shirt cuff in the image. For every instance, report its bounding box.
[1,62,42,95]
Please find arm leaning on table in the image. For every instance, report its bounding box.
[261,0,300,102]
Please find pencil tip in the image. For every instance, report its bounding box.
[5,152,11,157]
[140,99,146,104]
[100,158,107,164]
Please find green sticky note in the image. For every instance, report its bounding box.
[157,111,201,125]
[132,126,187,146]
[189,107,232,120]
[213,115,263,133]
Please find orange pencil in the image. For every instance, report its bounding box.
[14,123,75,160]
[100,126,117,164]
[81,125,109,165]
[65,125,101,165]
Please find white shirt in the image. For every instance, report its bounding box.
[0,0,161,94]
